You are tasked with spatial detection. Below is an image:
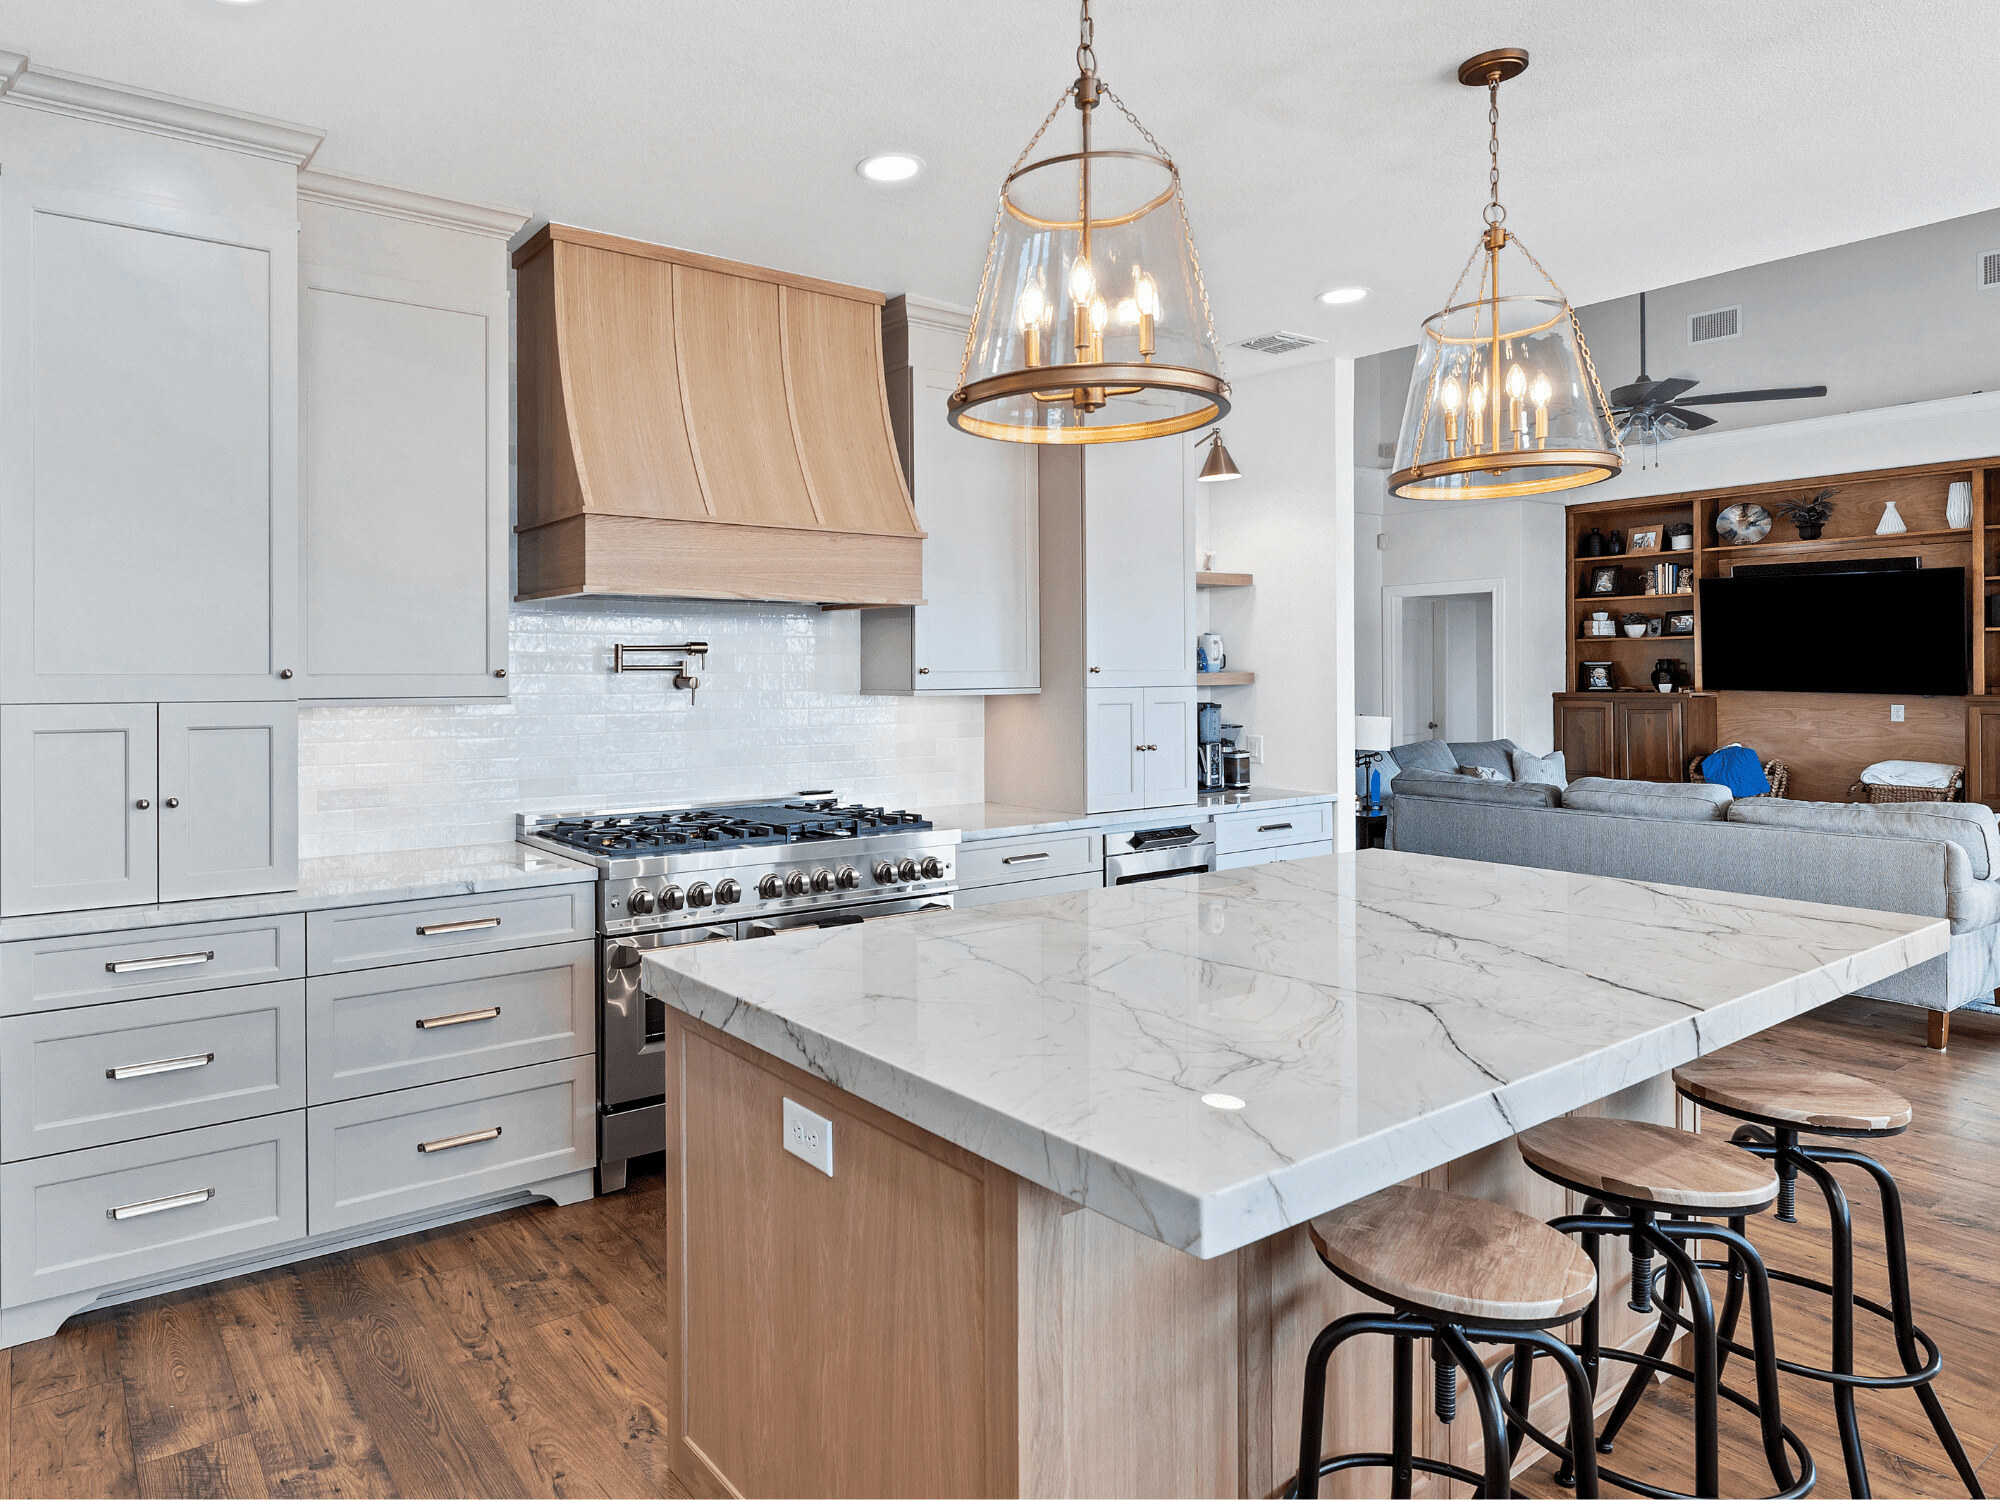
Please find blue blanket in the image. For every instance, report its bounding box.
[1701,744,1770,799]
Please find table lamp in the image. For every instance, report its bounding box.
[1355,716,1394,812]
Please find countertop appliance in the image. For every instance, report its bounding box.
[1197,699,1224,792]
[1103,821,1216,885]
[518,797,959,1189]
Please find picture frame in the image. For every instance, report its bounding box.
[1665,610,1695,635]
[1627,527,1661,554]
[1646,617,1663,637]
[1581,661,1614,691]
[1588,565,1621,595]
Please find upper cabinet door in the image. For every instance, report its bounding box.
[1085,688,1146,814]
[157,702,298,902]
[1083,437,1194,688]
[0,183,298,702]
[0,704,160,916]
[1141,687,1198,807]
[903,371,1039,693]
[297,267,509,701]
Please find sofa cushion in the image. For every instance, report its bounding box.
[1448,739,1521,779]
[1727,798,2000,881]
[1387,738,1456,776]
[1391,768,1560,809]
[1561,777,1733,822]
[1950,874,2000,934]
[1510,749,1567,789]
[1456,764,1505,781]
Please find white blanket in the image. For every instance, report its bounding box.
[1859,759,1959,788]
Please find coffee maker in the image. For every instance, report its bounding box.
[1221,722,1251,790]
[1196,701,1224,791]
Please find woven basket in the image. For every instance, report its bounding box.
[1848,767,1963,804]
[1687,755,1791,799]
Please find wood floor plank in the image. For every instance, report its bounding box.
[116,1287,251,1465]
[528,1302,680,1493]
[9,1308,118,1412]
[136,1433,268,1500]
[9,1379,138,1499]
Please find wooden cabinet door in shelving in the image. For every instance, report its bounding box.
[1553,696,1617,780]
[1617,699,1686,782]
[1970,698,2000,810]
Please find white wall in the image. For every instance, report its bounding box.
[298,598,985,858]
[1196,360,1355,818]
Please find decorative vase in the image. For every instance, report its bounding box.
[1948,481,1973,529]
[1651,659,1678,693]
[1795,519,1825,541]
[1877,500,1908,536]
[1608,529,1625,555]
[1623,622,1647,638]
[1580,528,1604,558]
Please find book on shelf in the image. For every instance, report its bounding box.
[1643,561,1693,596]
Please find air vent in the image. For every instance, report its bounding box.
[1235,330,1325,356]
[1981,250,2000,287]
[1689,306,1740,344]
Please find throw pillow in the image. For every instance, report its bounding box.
[1455,764,1504,781]
[1509,749,1567,789]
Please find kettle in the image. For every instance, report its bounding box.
[1198,632,1225,673]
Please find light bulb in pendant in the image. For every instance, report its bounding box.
[1439,373,1462,450]
[1068,258,1096,306]
[1089,298,1109,334]
[1018,283,1048,367]
[1133,271,1158,358]
[1506,364,1527,446]
[1114,298,1139,325]
[1468,380,1486,450]
[1530,373,1551,444]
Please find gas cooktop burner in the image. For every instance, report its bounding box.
[532,799,934,856]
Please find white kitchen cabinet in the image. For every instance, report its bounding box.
[158,702,299,902]
[296,174,524,702]
[862,297,1039,695]
[1083,686,1197,812]
[1082,440,1195,687]
[1141,686,1198,805]
[0,705,160,915]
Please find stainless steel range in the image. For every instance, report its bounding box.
[517,796,958,1190]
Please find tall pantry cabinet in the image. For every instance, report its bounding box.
[986,436,1198,814]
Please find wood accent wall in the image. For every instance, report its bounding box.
[511,224,923,606]
[1563,457,2000,803]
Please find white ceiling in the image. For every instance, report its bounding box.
[9,0,2000,372]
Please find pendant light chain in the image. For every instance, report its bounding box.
[1508,232,1623,458]
[1484,79,1506,227]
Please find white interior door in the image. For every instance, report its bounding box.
[1396,593,1494,745]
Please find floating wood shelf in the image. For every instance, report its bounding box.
[1705,528,1971,555]
[1574,592,1693,604]
[1197,572,1254,588]
[1197,670,1255,686]
[1577,635,1696,645]
[1572,553,1692,565]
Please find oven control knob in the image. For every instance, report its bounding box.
[836,866,861,889]
[686,882,713,908]
[758,874,784,900]
[873,860,896,885]
[715,879,742,906]
[659,884,686,911]
[811,868,835,893]
[627,887,656,914]
[785,870,809,897]
[897,858,920,883]
[920,856,945,880]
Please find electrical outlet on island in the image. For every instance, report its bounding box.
[1248,735,1265,763]
[783,1097,834,1176]
[1890,704,1906,723]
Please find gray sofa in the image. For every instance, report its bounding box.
[1388,767,2000,1040]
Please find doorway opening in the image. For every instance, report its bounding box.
[1385,584,1502,747]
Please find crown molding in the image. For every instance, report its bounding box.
[884,292,975,337]
[297,168,528,239]
[0,52,322,165]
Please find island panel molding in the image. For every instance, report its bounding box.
[643,851,1945,1260]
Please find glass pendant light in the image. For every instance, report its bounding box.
[1390,49,1621,500]
[950,0,1229,444]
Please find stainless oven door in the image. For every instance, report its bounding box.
[741,892,953,939]
[1103,825,1216,885]
[602,922,734,1115]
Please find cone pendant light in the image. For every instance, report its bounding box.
[949,0,1229,444]
[1390,49,1621,499]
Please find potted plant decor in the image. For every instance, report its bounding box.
[1777,488,1836,541]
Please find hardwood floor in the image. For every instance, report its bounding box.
[0,997,1993,1499]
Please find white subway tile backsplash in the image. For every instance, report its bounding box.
[298,597,984,858]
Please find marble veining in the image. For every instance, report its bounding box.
[643,848,1947,1259]
[922,786,1337,843]
[0,843,596,943]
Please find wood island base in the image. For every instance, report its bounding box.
[661,1010,1688,1499]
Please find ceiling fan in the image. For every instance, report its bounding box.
[1609,292,1827,461]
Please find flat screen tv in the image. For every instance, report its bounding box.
[1699,568,1966,695]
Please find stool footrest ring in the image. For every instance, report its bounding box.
[1284,1453,1495,1498]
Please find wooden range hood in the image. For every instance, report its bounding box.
[512,224,923,605]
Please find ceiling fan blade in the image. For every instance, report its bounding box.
[1678,385,1828,405]
[1608,380,1654,409]
[1664,405,1718,431]
[1640,377,1698,405]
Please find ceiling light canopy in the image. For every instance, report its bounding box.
[949,0,1229,445]
[1390,49,1621,501]
[857,152,924,183]
[1318,287,1368,305]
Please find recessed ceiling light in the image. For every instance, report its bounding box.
[1318,286,1369,306]
[1201,1093,1247,1111]
[857,153,924,184]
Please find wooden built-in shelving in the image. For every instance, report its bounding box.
[1197,670,1255,686]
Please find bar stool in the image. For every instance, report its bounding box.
[1515,1116,1815,1500]
[1289,1183,1602,1499]
[1673,1055,1985,1498]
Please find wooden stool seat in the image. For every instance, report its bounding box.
[1308,1183,1597,1323]
[1518,1116,1777,1211]
[1672,1056,1913,1134]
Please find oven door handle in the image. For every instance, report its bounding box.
[1126,826,1202,852]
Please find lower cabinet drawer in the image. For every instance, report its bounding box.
[1,980,305,1161]
[305,1055,594,1235]
[0,1112,306,1308]
[0,914,305,1016]
[307,885,594,974]
[1216,839,1335,873]
[956,830,1101,889]
[306,942,596,1105]
[953,869,1107,909]
[1212,802,1334,856]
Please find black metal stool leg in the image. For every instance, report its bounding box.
[1509,1328,1603,1499]
[1787,1146,1868,1494]
[1507,1340,1534,1465]
[1647,1224,1721,1500]
[1392,1332,1415,1499]
[1556,1207,1607,1489]
[1596,1214,1683,1456]
[1295,1312,1407,1499]
[1713,1214,1748,1382]
[1441,1324,1513,1499]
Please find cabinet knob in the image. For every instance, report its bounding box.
[917,667,929,674]
[135,798,150,810]
[1089,666,1102,673]
[495,668,507,678]
[278,668,293,680]
[164,798,180,809]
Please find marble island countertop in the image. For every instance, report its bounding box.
[643,849,1946,1259]
[921,785,1338,843]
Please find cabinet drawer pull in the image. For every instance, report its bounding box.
[1257,822,1294,833]
[108,1186,214,1221]
[418,1125,502,1154]
[416,917,501,936]
[416,1005,502,1030]
[107,1052,214,1081]
[1002,852,1051,865]
[105,950,214,974]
